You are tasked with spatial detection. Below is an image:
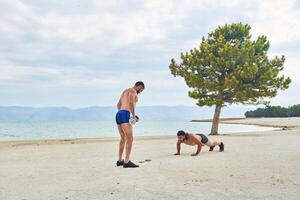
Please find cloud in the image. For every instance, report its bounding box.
[0,63,192,107]
[0,61,186,91]
[0,0,299,107]
[243,0,300,44]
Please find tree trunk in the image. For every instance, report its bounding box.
[210,104,222,135]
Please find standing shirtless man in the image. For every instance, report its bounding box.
[115,81,145,168]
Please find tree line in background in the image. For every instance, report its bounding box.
[245,105,300,118]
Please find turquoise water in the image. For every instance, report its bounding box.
[0,120,275,141]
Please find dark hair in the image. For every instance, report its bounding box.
[177,130,186,136]
[134,81,145,89]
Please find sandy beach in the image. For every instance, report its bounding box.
[0,118,300,200]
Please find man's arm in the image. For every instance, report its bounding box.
[174,140,181,155]
[191,144,202,156]
[117,98,121,110]
[129,91,137,119]
[191,135,202,156]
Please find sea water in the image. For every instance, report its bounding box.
[0,120,276,141]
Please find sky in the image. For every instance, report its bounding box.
[0,0,299,108]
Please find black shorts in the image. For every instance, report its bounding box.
[196,134,208,144]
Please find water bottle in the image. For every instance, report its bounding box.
[130,116,139,125]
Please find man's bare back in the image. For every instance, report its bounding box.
[118,88,138,115]
[181,134,205,146]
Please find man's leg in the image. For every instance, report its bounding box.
[118,125,126,162]
[121,123,133,163]
[206,139,224,152]
[206,139,220,147]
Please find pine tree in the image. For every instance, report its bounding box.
[169,23,291,135]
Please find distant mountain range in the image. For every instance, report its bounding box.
[0,106,253,122]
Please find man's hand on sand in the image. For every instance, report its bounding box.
[174,153,180,155]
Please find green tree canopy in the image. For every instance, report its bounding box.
[169,22,291,134]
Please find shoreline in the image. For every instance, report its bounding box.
[1,117,299,148]
[0,135,176,149]
[0,129,293,149]
[192,117,300,129]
